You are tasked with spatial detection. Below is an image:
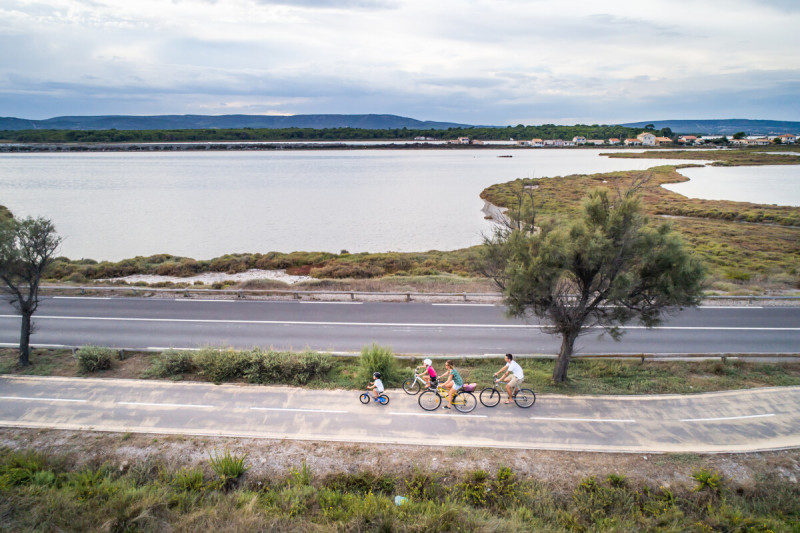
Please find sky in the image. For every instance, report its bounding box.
[1,0,799,125]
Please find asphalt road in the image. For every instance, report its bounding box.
[2,376,798,452]
[1,297,799,355]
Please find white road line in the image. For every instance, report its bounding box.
[0,343,71,348]
[300,301,363,305]
[53,296,112,300]
[174,299,235,303]
[0,396,87,403]
[432,304,496,307]
[680,413,775,422]
[119,401,215,408]
[392,412,488,418]
[3,314,798,331]
[699,306,763,309]
[531,416,637,423]
[250,407,348,414]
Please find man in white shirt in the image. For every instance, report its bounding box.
[494,353,525,404]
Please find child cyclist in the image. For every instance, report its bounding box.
[422,358,437,388]
[438,360,463,409]
[367,372,384,402]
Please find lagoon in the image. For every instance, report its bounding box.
[0,149,796,261]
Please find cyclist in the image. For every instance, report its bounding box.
[422,358,437,388]
[494,353,524,404]
[438,360,463,409]
[367,372,384,402]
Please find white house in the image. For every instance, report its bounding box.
[531,138,544,147]
[778,134,796,143]
[608,138,620,145]
[624,138,642,146]
[587,139,605,145]
[553,139,565,147]
[677,135,697,144]
[636,132,656,146]
[572,136,587,145]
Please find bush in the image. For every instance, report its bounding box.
[76,346,115,373]
[208,448,249,490]
[358,344,400,386]
[194,347,250,383]
[147,350,195,378]
[194,347,333,385]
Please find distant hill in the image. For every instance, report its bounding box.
[621,119,800,135]
[0,114,471,131]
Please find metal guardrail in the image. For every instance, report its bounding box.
[38,285,800,302]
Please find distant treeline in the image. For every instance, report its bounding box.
[0,124,670,143]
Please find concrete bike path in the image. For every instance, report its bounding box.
[1,375,799,453]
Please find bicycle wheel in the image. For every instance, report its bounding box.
[479,387,501,407]
[359,393,370,404]
[378,394,390,405]
[514,389,536,408]
[402,378,420,395]
[454,391,477,413]
[418,390,441,411]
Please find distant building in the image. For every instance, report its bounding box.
[655,137,673,145]
[572,136,587,145]
[636,132,656,146]
[677,135,697,144]
[543,139,555,146]
[624,138,642,146]
[531,138,544,147]
[778,134,796,143]
[457,137,470,144]
[516,140,531,146]
[553,139,565,147]
[587,139,605,145]
[608,138,621,145]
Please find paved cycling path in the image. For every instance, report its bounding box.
[1,376,799,453]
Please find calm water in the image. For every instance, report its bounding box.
[0,149,796,261]
[663,165,800,206]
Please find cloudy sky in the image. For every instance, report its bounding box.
[1,0,798,125]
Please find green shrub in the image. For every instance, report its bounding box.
[0,450,50,488]
[172,467,205,492]
[147,350,195,378]
[325,471,395,495]
[358,344,400,386]
[208,448,249,488]
[692,468,723,493]
[75,346,115,373]
[194,347,249,383]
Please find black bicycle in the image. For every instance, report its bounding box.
[479,379,535,408]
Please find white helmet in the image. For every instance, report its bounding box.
[423,358,432,366]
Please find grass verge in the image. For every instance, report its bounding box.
[2,347,799,395]
[1,443,797,532]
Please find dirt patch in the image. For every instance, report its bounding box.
[2,428,798,493]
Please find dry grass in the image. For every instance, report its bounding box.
[480,165,800,292]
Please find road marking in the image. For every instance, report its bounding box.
[531,416,636,423]
[4,314,798,331]
[680,413,775,422]
[699,306,763,309]
[300,301,363,305]
[392,412,488,418]
[174,299,235,303]
[250,407,348,414]
[0,396,87,403]
[119,401,215,408]
[432,304,496,307]
[53,296,112,300]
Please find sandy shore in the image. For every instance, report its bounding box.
[105,269,313,285]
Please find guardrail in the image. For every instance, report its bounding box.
[38,285,800,303]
